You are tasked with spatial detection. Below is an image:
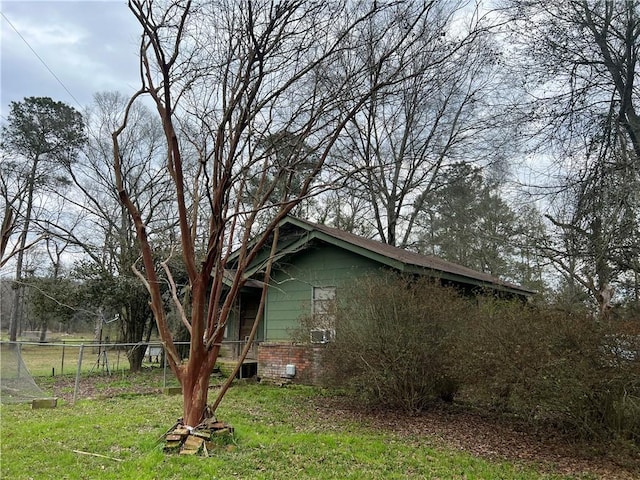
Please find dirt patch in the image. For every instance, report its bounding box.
[314,396,640,480]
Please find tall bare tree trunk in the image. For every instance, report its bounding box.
[9,156,40,342]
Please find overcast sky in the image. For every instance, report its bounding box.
[1,0,141,119]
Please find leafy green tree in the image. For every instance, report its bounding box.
[26,276,77,341]
[417,164,525,280]
[73,261,154,367]
[0,97,86,341]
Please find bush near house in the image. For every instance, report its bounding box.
[322,273,640,443]
[322,274,469,411]
[460,300,640,442]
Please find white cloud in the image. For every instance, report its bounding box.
[4,18,85,47]
[1,1,141,117]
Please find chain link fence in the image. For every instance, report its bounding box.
[0,340,248,404]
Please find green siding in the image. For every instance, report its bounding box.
[264,243,381,341]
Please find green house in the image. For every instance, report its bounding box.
[224,216,534,383]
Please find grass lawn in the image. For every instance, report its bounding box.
[0,382,626,480]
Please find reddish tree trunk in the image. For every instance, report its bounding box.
[177,280,214,426]
[181,361,214,427]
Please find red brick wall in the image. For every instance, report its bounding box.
[257,343,326,384]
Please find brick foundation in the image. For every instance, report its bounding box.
[257,342,326,384]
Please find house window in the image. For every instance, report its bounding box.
[311,286,336,343]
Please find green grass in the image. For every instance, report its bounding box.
[0,384,598,479]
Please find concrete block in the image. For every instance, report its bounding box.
[31,398,58,409]
[163,387,182,395]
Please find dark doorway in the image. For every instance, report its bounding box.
[237,290,262,359]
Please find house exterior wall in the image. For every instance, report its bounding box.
[253,242,381,385]
[228,219,532,385]
[263,242,381,341]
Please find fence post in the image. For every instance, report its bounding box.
[163,345,167,389]
[17,342,22,378]
[61,340,65,376]
[73,344,84,404]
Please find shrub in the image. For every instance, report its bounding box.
[459,300,640,441]
[320,273,640,442]
[323,273,471,412]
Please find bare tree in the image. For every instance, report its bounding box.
[541,147,640,313]
[503,0,640,312]
[330,2,508,247]
[115,0,435,427]
[503,0,640,160]
[56,91,173,371]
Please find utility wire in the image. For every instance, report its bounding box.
[0,11,83,110]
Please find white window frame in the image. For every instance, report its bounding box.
[311,286,336,343]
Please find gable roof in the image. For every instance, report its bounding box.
[239,216,536,297]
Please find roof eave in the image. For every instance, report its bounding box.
[241,216,536,297]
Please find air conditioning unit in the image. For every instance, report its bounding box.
[310,329,334,344]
